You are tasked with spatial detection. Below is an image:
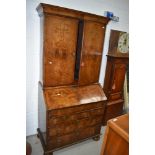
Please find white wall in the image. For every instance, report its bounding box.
[26,0,129,136]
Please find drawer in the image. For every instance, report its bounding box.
[48,101,105,117]
[48,116,103,137]
[48,107,105,126]
[77,125,101,140]
[47,132,77,149]
[89,107,105,117]
[47,125,101,150]
[77,116,103,129]
[48,111,90,125]
[49,123,77,137]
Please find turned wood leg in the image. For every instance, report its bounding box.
[37,134,40,138]
[92,135,100,141]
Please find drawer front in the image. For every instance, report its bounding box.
[47,125,101,150]
[49,123,77,137]
[77,116,103,129]
[89,108,105,117]
[48,101,105,117]
[77,125,101,140]
[49,111,90,126]
[47,132,77,149]
[49,116,103,137]
[48,106,105,126]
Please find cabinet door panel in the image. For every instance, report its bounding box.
[111,63,127,93]
[78,21,106,85]
[44,15,78,87]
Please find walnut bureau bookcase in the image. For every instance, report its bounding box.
[36,3,109,155]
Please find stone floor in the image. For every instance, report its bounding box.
[26,126,106,155]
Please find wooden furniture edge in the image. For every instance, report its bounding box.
[106,99,124,106]
[107,53,129,59]
[36,3,110,24]
[108,114,129,142]
[100,114,129,155]
[100,125,109,155]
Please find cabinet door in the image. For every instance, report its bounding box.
[78,21,106,85]
[43,15,78,87]
[110,63,127,94]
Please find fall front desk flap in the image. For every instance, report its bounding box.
[43,83,107,110]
